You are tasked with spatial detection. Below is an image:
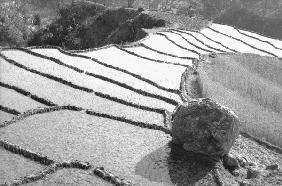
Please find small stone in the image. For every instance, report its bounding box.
[112,176,121,184]
[236,156,248,167]
[79,161,91,169]
[247,162,257,167]
[103,174,111,181]
[25,174,36,181]
[137,7,144,12]
[232,169,240,177]
[93,167,105,177]
[265,164,279,170]
[239,181,248,186]
[223,154,240,171]
[246,167,261,179]
[119,180,132,186]
[99,167,105,171]
[208,52,217,58]
[171,98,240,157]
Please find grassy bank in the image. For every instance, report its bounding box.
[197,54,282,147]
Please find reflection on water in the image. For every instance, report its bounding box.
[135,142,218,185]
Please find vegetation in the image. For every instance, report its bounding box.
[1,0,282,48]
[28,2,165,50]
[215,6,282,40]
[28,2,105,49]
[0,0,32,47]
[198,54,282,147]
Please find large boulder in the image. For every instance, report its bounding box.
[171,98,240,157]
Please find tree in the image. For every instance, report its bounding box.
[128,0,134,8]
[33,14,41,27]
[0,0,31,46]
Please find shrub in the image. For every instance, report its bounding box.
[32,14,41,27]
[28,2,166,50]
[0,0,31,47]
[28,2,105,49]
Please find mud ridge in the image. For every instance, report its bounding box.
[91,56,181,94]
[156,33,201,56]
[0,105,169,185]
[235,29,282,51]
[0,82,56,107]
[207,27,277,57]
[0,105,21,116]
[0,106,82,128]
[2,163,133,186]
[0,137,131,185]
[25,47,181,94]
[140,43,195,59]
[2,164,59,186]
[168,29,227,53]
[212,23,282,49]
[93,167,133,186]
[15,48,178,106]
[164,30,214,53]
[192,30,239,53]
[0,54,167,115]
[0,140,55,166]
[0,106,171,134]
[85,109,171,134]
[115,46,190,67]
[26,38,194,60]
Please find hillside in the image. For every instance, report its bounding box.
[1,23,282,185]
[2,0,282,49]
[214,6,282,40]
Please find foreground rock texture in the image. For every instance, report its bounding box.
[171,98,240,157]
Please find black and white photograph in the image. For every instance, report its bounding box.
[0,0,281,185]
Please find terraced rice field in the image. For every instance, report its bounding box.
[0,23,282,185]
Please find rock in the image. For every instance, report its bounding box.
[208,52,217,58]
[223,154,240,171]
[171,98,240,157]
[232,169,240,177]
[239,181,248,186]
[233,168,248,178]
[247,162,257,167]
[137,7,144,12]
[265,164,279,170]
[236,156,248,167]
[246,167,261,179]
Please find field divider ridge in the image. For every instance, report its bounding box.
[207,27,278,58]
[16,48,179,106]
[193,30,239,53]
[19,47,181,94]
[0,105,21,116]
[168,29,228,53]
[0,105,171,135]
[163,30,214,53]
[0,138,133,186]
[211,22,282,50]
[0,81,57,107]
[115,45,191,67]
[90,56,181,94]
[0,54,168,116]
[139,43,196,59]
[155,33,201,56]
[235,28,282,51]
